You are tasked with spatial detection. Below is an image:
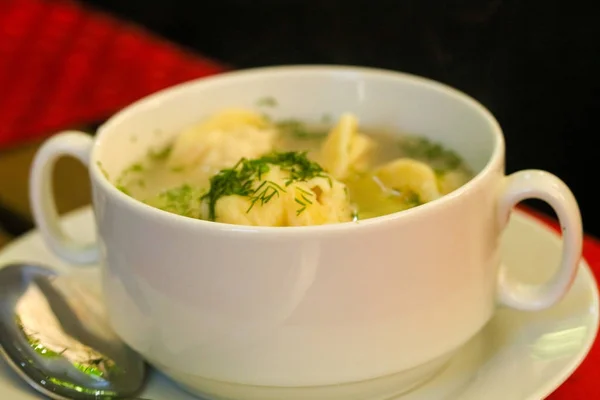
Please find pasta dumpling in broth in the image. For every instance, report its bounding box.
[343,159,441,220]
[167,108,277,171]
[374,158,441,204]
[319,113,376,180]
[116,106,473,227]
[437,170,470,196]
[200,153,353,227]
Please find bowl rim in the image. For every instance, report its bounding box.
[90,65,505,234]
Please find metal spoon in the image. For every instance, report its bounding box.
[0,263,148,399]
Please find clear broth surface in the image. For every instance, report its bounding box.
[116,119,473,222]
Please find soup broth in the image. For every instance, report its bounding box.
[114,109,473,226]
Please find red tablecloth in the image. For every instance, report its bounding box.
[0,0,227,149]
[0,0,598,398]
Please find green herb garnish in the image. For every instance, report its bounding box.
[404,191,422,208]
[256,96,278,107]
[202,151,328,220]
[128,163,143,172]
[321,113,332,124]
[400,137,462,171]
[96,161,109,179]
[114,161,144,194]
[294,186,314,216]
[276,119,327,139]
[390,188,422,209]
[116,185,131,196]
[146,184,204,218]
[247,180,287,213]
[114,157,153,194]
[148,144,172,160]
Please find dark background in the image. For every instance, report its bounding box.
[80,0,600,234]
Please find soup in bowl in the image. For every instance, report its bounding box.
[113,108,473,226]
[29,66,582,400]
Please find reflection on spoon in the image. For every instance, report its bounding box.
[0,263,147,399]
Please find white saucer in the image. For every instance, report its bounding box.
[0,208,598,400]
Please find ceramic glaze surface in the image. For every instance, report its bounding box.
[28,67,583,392]
[0,209,596,400]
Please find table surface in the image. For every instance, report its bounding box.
[0,0,598,398]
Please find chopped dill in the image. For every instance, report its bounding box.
[390,189,422,208]
[247,180,286,213]
[115,162,144,193]
[294,186,314,216]
[434,168,446,177]
[148,144,172,160]
[202,151,328,220]
[115,156,155,193]
[116,185,131,196]
[145,184,203,218]
[96,161,109,179]
[405,191,422,208]
[400,137,462,171]
[128,163,144,172]
[276,119,327,139]
[256,96,278,107]
[321,113,332,124]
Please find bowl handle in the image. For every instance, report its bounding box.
[496,170,583,311]
[29,131,99,265]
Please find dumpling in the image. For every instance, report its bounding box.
[167,108,277,171]
[201,154,353,227]
[288,175,352,226]
[320,113,375,180]
[374,158,441,203]
[204,167,352,227]
[437,169,471,195]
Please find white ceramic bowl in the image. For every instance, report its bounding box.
[30,66,583,400]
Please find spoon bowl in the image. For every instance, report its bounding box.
[0,263,146,399]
